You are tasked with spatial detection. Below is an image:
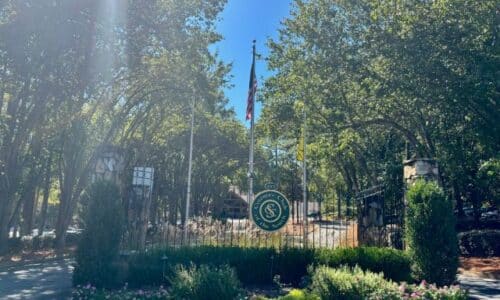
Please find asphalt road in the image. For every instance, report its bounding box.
[0,258,73,299]
[459,275,500,300]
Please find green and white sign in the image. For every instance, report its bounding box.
[251,190,290,232]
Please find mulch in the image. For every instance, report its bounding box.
[459,257,500,279]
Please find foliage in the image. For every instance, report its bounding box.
[72,283,169,300]
[314,246,412,282]
[477,158,500,207]
[73,181,125,288]
[458,229,500,257]
[259,0,500,224]
[309,266,467,300]
[310,265,398,299]
[169,264,241,300]
[0,0,232,252]
[405,181,459,286]
[276,289,320,300]
[126,245,410,288]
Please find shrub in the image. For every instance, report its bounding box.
[277,289,320,300]
[169,264,241,300]
[308,266,467,300]
[310,265,398,299]
[314,246,412,282]
[458,229,500,257]
[405,180,459,286]
[126,246,411,288]
[73,181,125,288]
[127,246,276,287]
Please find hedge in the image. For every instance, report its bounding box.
[125,246,411,288]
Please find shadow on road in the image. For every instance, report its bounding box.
[0,258,73,299]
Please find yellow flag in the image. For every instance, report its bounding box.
[297,132,304,161]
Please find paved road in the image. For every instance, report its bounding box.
[459,275,500,299]
[0,258,73,299]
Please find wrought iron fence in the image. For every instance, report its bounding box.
[122,183,405,251]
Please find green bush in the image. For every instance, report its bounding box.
[458,229,500,257]
[310,265,398,299]
[405,180,459,286]
[308,266,467,300]
[126,245,410,288]
[73,181,125,288]
[277,289,320,300]
[169,264,241,300]
[314,246,412,282]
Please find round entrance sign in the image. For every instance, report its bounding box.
[251,190,290,232]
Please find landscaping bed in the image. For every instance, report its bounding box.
[121,245,412,288]
[459,257,500,279]
[73,264,468,300]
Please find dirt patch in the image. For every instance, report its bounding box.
[0,247,75,269]
[459,257,500,279]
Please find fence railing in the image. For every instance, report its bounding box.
[143,215,359,250]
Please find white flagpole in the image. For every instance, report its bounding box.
[248,41,256,219]
[184,96,195,243]
[302,106,308,248]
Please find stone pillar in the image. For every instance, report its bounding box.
[402,158,440,250]
[356,186,385,247]
[403,158,439,186]
[93,145,125,187]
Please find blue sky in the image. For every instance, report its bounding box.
[212,0,293,124]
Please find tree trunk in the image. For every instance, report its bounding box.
[38,153,52,236]
[452,181,464,217]
[0,201,12,253]
[20,186,38,237]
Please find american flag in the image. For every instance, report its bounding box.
[246,48,257,121]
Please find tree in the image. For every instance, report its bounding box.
[0,0,231,252]
[259,0,499,218]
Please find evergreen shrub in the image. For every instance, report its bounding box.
[310,265,398,299]
[169,264,241,300]
[73,180,125,288]
[405,180,459,286]
[458,229,500,257]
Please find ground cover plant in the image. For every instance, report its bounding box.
[72,283,169,300]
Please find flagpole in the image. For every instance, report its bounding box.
[184,96,195,243]
[302,106,308,248]
[248,40,256,219]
